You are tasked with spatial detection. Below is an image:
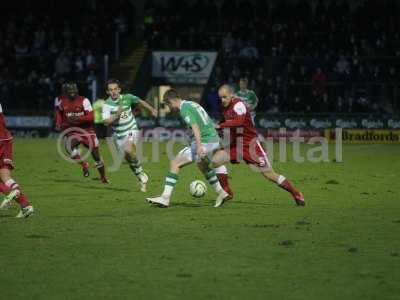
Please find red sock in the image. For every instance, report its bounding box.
[217,173,233,197]
[72,155,87,167]
[4,179,30,208]
[16,193,29,208]
[279,179,300,197]
[0,183,11,194]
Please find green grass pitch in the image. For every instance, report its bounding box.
[1,139,399,300]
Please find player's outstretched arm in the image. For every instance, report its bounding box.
[219,114,246,128]
[138,99,157,117]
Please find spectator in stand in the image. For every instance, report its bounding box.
[311,67,327,109]
[239,41,259,62]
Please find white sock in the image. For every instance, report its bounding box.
[277,175,286,185]
[162,185,173,198]
[215,165,228,174]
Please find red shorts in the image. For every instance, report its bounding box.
[0,140,14,169]
[228,139,271,169]
[65,132,99,150]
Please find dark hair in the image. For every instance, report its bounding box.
[63,81,78,92]
[239,77,248,83]
[105,78,121,89]
[163,88,180,103]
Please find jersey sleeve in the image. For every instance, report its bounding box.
[82,98,93,112]
[54,97,61,109]
[181,107,198,126]
[77,98,94,123]
[219,102,247,128]
[126,94,140,106]
[0,103,3,113]
[54,99,64,128]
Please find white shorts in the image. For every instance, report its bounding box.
[115,130,140,149]
[178,142,220,162]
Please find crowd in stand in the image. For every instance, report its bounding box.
[146,0,400,114]
[0,0,135,112]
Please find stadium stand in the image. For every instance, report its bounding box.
[0,0,135,112]
[146,0,400,114]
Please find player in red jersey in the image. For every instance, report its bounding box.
[211,85,304,207]
[55,82,108,183]
[0,103,34,218]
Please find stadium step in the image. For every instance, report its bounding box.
[109,43,148,89]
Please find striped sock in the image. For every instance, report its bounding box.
[5,179,29,208]
[95,161,106,178]
[129,159,143,176]
[162,172,178,198]
[205,170,223,193]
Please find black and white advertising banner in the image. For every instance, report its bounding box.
[152,51,218,84]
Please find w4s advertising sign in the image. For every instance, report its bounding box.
[152,52,218,84]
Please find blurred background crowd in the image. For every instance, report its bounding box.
[0,0,135,111]
[146,0,400,114]
[0,0,399,115]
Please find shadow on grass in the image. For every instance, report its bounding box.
[75,184,131,192]
[48,214,116,218]
[51,179,80,184]
[173,202,205,208]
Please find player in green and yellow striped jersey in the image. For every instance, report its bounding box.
[236,78,259,123]
[102,79,157,192]
[146,88,232,208]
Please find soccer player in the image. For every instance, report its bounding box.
[146,88,232,208]
[211,85,304,207]
[55,82,108,183]
[236,78,259,123]
[102,79,157,192]
[0,103,34,218]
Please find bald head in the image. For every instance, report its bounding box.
[218,84,235,107]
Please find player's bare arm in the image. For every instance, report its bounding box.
[191,123,206,158]
[138,99,157,117]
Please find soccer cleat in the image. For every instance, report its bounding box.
[138,172,149,192]
[82,162,90,177]
[294,192,305,206]
[101,176,109,184]
[146,196,169,207]
[214,190,231,208]
[15,205,34,218]
[0,189,20,210]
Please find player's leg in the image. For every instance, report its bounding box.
[0,181,18,209]
[214,165,233,197]
[67,137,89,177]
[199,147,232,207]
[250,141,305,206]
[90,147,108,183]
[81,134,108,183]
[146,146,194,207]
[0,163,34,218]
[196,144,232,197]
[259,167,304,206]
[121,131,148,192]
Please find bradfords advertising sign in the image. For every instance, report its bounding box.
[325,129,400,144]
[152,52,218,84]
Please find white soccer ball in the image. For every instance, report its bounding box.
[189,180,207,198]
